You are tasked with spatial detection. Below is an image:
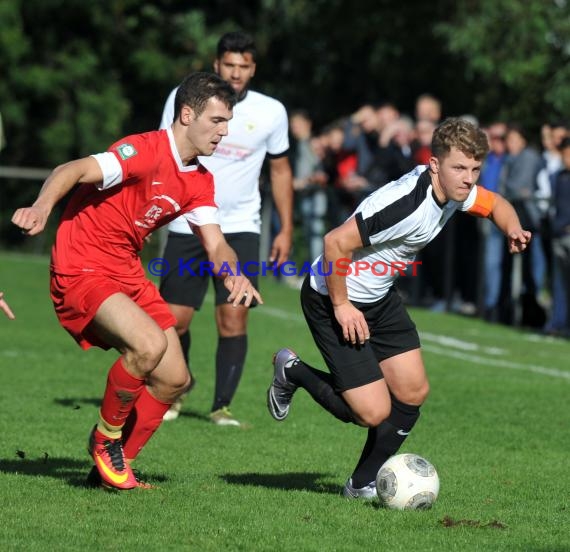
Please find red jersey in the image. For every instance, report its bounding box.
[51,129,218,279]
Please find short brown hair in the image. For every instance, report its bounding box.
[431,117,489,161]
[174,72,237,119]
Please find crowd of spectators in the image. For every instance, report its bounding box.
[285,95,570,337]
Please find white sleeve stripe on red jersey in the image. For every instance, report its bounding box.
[183,206,219,227]
[91,152,123,190]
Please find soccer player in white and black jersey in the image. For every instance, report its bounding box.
[267,117,532,498]
[159,32,294,425]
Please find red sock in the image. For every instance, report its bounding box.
[122,387,171,460]
[99,357,145,429]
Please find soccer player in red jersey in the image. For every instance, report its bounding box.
[11,72,262,490]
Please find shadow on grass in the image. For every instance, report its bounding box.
[1,455,95,487]
[54,397,101,409]
[220,472,341,495]
[0,456,169,489]
[177,409,254,429]
[177,409,211,423]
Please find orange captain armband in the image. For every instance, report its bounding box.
[467,186,497,218]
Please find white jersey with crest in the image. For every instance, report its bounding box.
[310,165,480,303]
[160,88,289,234]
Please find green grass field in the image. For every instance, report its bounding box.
[1,251,569,551]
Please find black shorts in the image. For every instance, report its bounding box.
[300,276,420,392]
[159,231,260,309]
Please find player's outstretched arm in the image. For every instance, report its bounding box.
[11,156,103,236]
[0,292,15,320]
[489,194,532,254]
[193,223,263,307]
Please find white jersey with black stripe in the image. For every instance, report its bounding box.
[309,165,478,303]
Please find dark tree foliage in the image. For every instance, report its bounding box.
[1,0,567,247]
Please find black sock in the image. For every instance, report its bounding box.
[179,330,195,388]
[351,396,420,488]
[211,335,247,411]
[179,330,191,366]
[287,359,356,424]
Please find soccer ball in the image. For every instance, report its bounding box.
[376,453,439,510]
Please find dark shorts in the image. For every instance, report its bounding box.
[159,231,260,309]
[300,276,420,392]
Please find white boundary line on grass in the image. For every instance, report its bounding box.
[420,332,506,356]
[257,304,570,381]
[259,305,305,322]
[422,343,570,381]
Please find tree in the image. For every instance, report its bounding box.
[0,1,221,248]
[2,0,568,249]
[0,1,222,166]
[435,0,570,131]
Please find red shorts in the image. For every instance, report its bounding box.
[50,272,177,350]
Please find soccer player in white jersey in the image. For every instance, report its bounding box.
[159,32,294,425]
[267,118,532,498]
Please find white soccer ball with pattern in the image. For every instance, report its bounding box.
[376,453,439,510]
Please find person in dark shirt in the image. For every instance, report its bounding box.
[480,122,507,321]
[550,137,570,335]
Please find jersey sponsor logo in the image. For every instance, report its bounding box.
[212,142,253,161]
[116,143,138,160]
[134,194,181,229]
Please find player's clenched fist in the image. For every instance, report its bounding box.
[12,206,48,236]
